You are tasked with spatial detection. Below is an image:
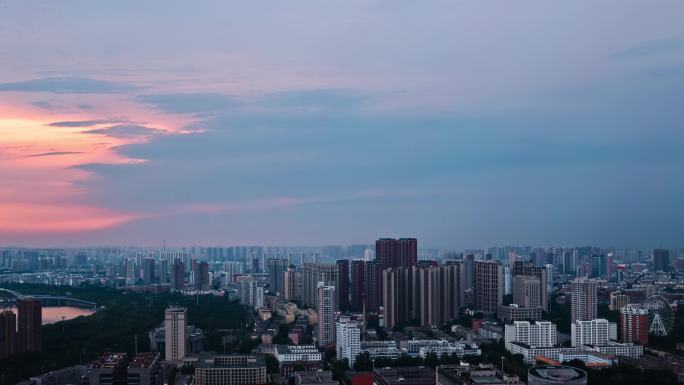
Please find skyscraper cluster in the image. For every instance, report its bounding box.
[383,262,466,328]
[350,238,418,313]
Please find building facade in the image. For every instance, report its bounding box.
[571,319,617,347]
[17,297,42,353]
[505,321,557,349]
[317,283,336,346]
[336,316,360,365]
[570,278,598,323]
[335,259,350,311]
[620,304,649,345]
[164,307,187,362]
[475,261,503,315]
[194,354,266,385]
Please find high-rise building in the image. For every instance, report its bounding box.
[653,249,671,272]
[317,283,335,346]
[143,257,156,284]
[375,238,417,270]
[350,260,365,311]
[224,261,243,283]
[336,316,360,365]
[300,263,337,308]
[17,298,42,353]
[512,261,549,312]
[512,275,542,308]
[571,319,617,347]
[159,258,169,284]
[268,258,288,295]
[416,262,466,326]
[382,263,465,329]
[284,265,301,301]
[126,258,137,286]
[164,307,187,362]
[194,261,210,291]
[171,262,185,291]
[562,251,576,275]
[464,254,475,290]
[504,265,512,295]
[335,260,350,311]
[475,260,503,315]
[571,278,598,323]
[620,304,649,345]
[0,310,16,358]
[239,279,264,310]
[382,267,414,329]
[364,260,381,312]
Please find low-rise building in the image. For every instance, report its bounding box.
[506,340,643,364]
[360,341,401,360]
[374,367,435,385]
[88,353,128,385]
[127,352,162,385]
[436,363,524,385]
[294,371,339,385]
[527,365,587,385]
[405,340,480,358]
[29,365,87,385]
[194,354,266,385]
[476,323,503,342]
[274,345,323,377]
[497,304,542,323]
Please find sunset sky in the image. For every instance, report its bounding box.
[1,1,683,247]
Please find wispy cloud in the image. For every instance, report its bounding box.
[82,124,164,139]
[48,119,128,128]
[24,151,84,158]
[31,101,58,109]
[137,93,241,114]
[136,89,368,116]
[0,77,136,94]
[613,37,684,58]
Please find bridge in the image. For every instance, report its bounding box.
[0,287,97,310]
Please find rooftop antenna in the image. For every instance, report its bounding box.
[134,335,138,355]
[163,240,166,251]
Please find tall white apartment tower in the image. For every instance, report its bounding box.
[571,318,617,347]
[571,277,598,323]
[336,316,361,365]
[317,282,336,346]
[505,320,557,349]
[164,307,187,362]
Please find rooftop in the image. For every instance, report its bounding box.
[374,367,435,385]
[528,365,586,381]
[128,352,160,368]
[90,353,127,369]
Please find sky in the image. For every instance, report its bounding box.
[0,1,683,248]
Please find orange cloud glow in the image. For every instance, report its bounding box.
[0,96,188,235]
[0,203,138,234]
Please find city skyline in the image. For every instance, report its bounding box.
[1,1,683,248]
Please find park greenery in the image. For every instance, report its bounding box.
[0,283,247,385]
